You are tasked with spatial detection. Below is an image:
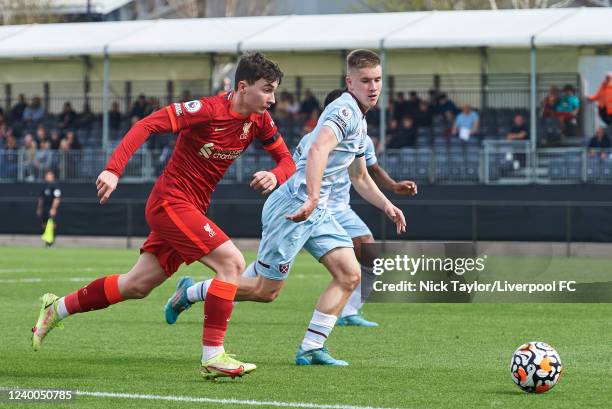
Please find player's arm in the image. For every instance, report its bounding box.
[367,163,417,196]
[49,197,60,218]
[36,198,43,217]
[251,133,296,195]
[97,108,176,204]
[349,156,406,235]
[286,125,338,222]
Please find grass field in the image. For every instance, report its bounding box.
[1,247,611,409]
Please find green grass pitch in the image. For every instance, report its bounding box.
[1,247,611,408]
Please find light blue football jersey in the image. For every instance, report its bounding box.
[285,92,367,208]
[326,135,377,214]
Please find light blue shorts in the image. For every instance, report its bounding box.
[331,207,373,239]
[255,187,353,281]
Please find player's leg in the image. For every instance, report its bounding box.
[166,188,308,320]
[338,234,379,327]
[333,208,379,327]
[197,240,261,379]
[32,250,168,351]
[170,262,284,310]
[296,213,358,365]
[296,246,360,366]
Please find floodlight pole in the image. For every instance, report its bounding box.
[529,37,537,180]
[102,46,110,152]
[379,40,387,154]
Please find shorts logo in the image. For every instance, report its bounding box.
[199,143,214,158]
[279,263,290,274]
[203,223,216,238]
[240,121,252,140]
[173,103,183,117]
[185,100,202,113]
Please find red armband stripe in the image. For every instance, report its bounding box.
[165,106,178,133]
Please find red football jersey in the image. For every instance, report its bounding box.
[106,92,283,211]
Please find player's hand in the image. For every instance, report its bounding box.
[36,208,42,217]
[250,171,277,195]
[384,203,406,235]
[96,170,119,205]
[286,197,318,223]
[49,208,57,218]
[393,180,418,196]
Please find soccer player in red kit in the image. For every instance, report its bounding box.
[31,52,295,380]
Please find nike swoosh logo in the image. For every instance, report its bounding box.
[214,127,227,132]
[44,302,54,309]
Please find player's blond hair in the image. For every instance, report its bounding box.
[346,49,380,72]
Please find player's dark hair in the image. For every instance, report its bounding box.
[324,89,345,108]
[234,51,283,90]
[346,49,380,71]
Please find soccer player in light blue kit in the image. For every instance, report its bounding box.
[313,88,417,328]
[166,49,406,366]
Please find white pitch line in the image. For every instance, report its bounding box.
[0,277,92,283]
[74,390,403,409]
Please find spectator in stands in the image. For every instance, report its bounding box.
[366,104,381,136]
[506,114,529,141]
[302,108,319,134]
[146,97,161,116]
[0,132,18,178]
[10,94,28,123]
[57,102,77,130]
[434,93,458,123]
[274,91,291,119]
[428,89,439,104]
[34,140,54,177]
[22,133,37,181]
[22,96,45,127]
[540,86,559,118]
[393,92,409,122]
[35,124,48,148]
[77,103,95,130]
[554,84,580,136]
[65,130,82,150]
[299,89,320,117]
[588,127,611,159]
[414,100,434,129]
[406,91,421,118]
[130,94,148,122]
[49,129,62,150]
[387,116,417,149]
[109,102,122,131]
[587,72,612,126]
[452,104,479,141]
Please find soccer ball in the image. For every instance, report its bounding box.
[510,341,563,393]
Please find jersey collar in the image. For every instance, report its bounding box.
[346,90,368,116]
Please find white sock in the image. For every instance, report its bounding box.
[300,310,337,352]
[56,297,69,320]
[202,345,224,362]
[340,283,362,318]
[186,279,212,303]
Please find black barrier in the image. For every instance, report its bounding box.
[2,183,612,246]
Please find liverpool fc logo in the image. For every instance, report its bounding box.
[240,122,252,140]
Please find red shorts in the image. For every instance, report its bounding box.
[141,198,230,277]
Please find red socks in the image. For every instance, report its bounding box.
[202,279,237,347]
[63,274,123,314]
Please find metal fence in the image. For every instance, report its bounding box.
[2,145,612,185]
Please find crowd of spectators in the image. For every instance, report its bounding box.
[2,78,611,180]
